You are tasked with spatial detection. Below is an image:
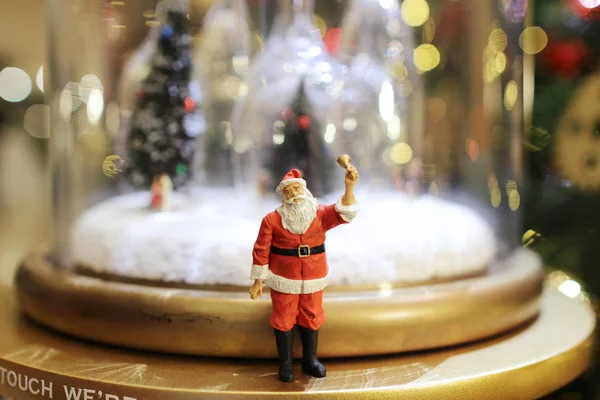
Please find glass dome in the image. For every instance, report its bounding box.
[16,0,543,361]
[233,0,527,286]
[47,0,527,288]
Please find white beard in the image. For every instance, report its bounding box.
[276,195,319,234]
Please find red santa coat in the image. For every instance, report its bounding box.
[250,197,359,294]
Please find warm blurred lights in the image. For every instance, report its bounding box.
[488,175,498,190]
[390,143,413,164]
[422,17,435,43]
[343,117,357,131]
[146,20,161,28]
[23,104,50,139]
[414,44,440,72]
[224,76,241,98]
[390,63,408,80]
[466,138,479,161]
[232,54,249,77]
[508,190,520,211]
[558,280,582,299]
[386,19,402,36]
[324,123,336,143]
[378,82,395,122]
[273,132,285,145]
[387,115,401,140]
[59,82,80,119]
[79,74,103,104]
[494,52,507,74]
[399,79,414,97]
[519,27,548,55]
[401,0,430,27]
[504,80,518,111]
[143,10,157,18]
[87,88,104,125]
[490,188,501,208]
[385,41,404,64]
[36,66,44,93]
[111,1,125,5]
[238,82,249,97]
[506,179,518,194]
[579,0,600,9]
[488,28,508,53]
[0,67,32,102]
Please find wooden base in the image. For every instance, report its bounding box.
[0,287,595,400]
[15,249,543,358]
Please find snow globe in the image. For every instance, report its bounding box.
[16,0,542,361]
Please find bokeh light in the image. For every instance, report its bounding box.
[413,44,440,72]
[508,190,520,211]
[79,74,104,104]
[501,0,528,23]
[466,138,479,161]
[490,187,501,208]
[36,66,44,93]
[378,82,395,122]
[558,280,582,299]
[488,28,508,53]
[87,88,104,125]
[0,67,32,102]
[23,104,50,139]
[579,0,600,9]
[60,82,82,119]
[519,27,548,55]
[401,0,430,27]
[504,80,518,111]
[324,123,336,143]
[390,142,413,164]
[422,17,435,43]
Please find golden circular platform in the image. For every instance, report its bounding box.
[0,287,594,400]
[15,249,543,358]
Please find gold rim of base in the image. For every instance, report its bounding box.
[15,249,543,358]
[1,289,594,400]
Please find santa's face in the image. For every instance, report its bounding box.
[277,184,318,234]
[282,182,305,202]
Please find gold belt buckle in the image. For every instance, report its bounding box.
[298,245,310,258]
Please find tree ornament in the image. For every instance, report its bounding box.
[184,96,195,112]
[161,25,175,39]
[125,2,198,194]
[297,114,311,130]
[542,39,590,79]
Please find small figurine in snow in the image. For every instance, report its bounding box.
[249,158,359,382]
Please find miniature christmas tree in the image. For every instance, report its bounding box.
[267,82,334,197]
[125,0,200,208]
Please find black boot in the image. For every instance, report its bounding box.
[274,329,295,382]
[299,326,326,378]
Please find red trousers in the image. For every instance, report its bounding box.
[269,289,325,331]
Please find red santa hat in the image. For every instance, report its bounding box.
[276,169,306,196]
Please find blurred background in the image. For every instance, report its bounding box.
[1,0,600,398]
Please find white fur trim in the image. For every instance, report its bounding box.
[276,178,306,195]
[265,271,329,294]
[250,264,269,280]
[335,196,360,222]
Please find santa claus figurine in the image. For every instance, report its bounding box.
[249,162,360,382]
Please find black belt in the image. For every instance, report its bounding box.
[271,244,325,258]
